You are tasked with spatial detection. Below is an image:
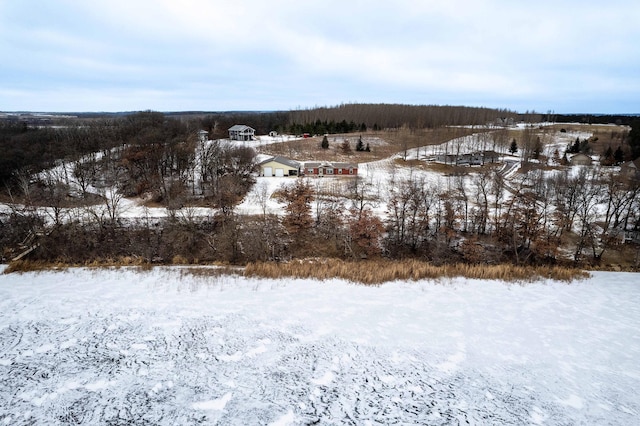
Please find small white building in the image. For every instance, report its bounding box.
[229,125,255,141]
[198,130,208,143]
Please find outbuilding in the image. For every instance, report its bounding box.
[258,156,300,177]
[569,153,593,166]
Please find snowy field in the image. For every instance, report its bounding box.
[1,267,639,425]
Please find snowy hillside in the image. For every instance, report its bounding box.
[1,267,638,424]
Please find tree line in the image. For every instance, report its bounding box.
[2,108,639,267]
[5,108,637,191]
[3,163,639,267]
[288,103,528,129]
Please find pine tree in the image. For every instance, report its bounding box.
[321,135,329,149]
[614,146,625,164]
[509,139,518,154]
[365,143,371,152]
[601,146,614,166]
[355,136,365,152]
[568,137,580,153]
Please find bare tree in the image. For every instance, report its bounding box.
[348,174,379,219]
[71,153,97,198]
[252,180,272,218]
[572,168,600,262]
[36,169,71,227]
[454,173,469,233]
[471,170,491,234]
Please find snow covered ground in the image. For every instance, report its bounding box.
[1,267,638,424]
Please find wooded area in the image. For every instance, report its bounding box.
[1,106,640,269]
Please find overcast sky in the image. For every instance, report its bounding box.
[1,0,639,113]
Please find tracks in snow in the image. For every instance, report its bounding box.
[0,309,581,425]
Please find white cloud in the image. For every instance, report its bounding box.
[1,0,640,112]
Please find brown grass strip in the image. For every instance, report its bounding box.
[3,257,153,274]
[5,258,591,284]
[243,259,590,284]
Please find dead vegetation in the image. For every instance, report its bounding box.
[5,258,591,284]
[244,259,591,284]
[259,127,480,163]
[3,257,153,274]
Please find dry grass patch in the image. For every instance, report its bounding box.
[3,257,153,274]
[3,260,69,274]
[244,259,590,284]
[258,128,480,163]
[177,265,242,279]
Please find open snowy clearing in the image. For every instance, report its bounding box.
[0,267,638,424]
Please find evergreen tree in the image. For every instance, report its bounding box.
[321,135,329,149]
[365,143,371,152]
[614,146,625,164]
[601,146,614,166]
[509,139,518,154]
[355,136,365,152]
[568,137,580,154]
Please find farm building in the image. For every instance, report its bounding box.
[434,151,501,166]
[302,161,358,177]
[569,153,593,166]
[258,156,300,177]
[229,125,255,141]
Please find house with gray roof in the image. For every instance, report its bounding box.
[229,125,255,141]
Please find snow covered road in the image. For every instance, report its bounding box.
[0,267,638,424]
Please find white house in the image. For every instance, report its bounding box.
[229,125,255,141]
